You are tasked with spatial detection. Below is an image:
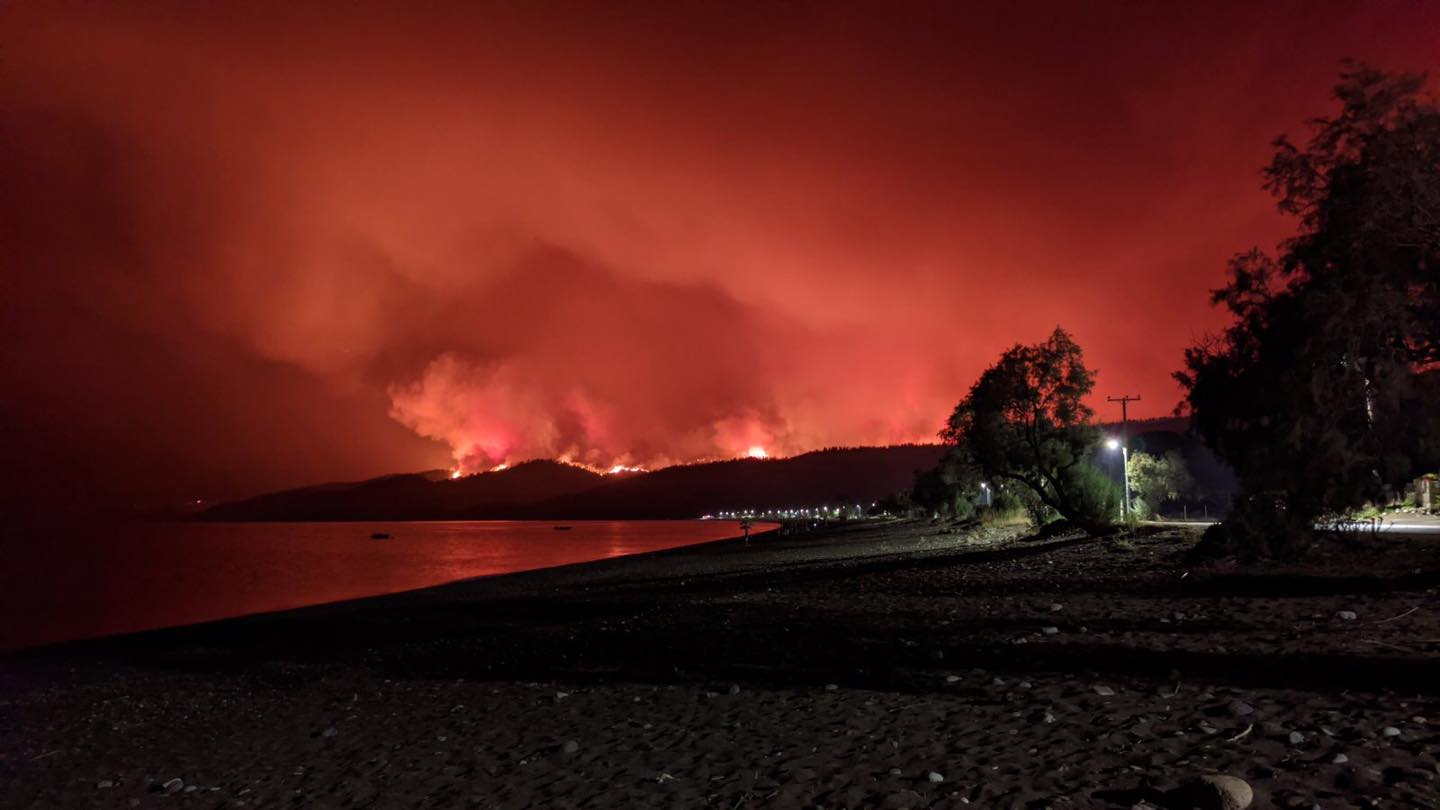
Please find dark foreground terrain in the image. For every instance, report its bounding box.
[3,520,1438,808]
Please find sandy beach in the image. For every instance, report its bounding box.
[3,519,1439,808]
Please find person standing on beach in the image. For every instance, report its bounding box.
[740,519,752,544]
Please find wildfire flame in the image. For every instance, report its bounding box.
[447,449,781,479]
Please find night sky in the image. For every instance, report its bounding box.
[3,2,1438,513]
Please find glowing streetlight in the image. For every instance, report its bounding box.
[1106,395,1140,521]
[1103,437,1131,518]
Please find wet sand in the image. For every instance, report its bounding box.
[3,519,1438,808]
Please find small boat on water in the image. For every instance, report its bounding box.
[370,531,392,540]
[552,525,574,531]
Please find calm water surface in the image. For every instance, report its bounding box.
[0,520,773,650]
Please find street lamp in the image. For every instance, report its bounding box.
[979,481,991,507]
[1105,394,1140,522]
[1104,437,1131,519]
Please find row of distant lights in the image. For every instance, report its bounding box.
[707,502,880,520]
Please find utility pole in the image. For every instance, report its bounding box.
[1107,395,1141,519]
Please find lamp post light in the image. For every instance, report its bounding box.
[1106,394,1140,522]
[979,481,991,507]
[1104,437,1131,519]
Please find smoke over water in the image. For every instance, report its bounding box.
[3,3,1436,510]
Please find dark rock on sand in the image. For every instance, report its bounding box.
[1167,774,1254,810]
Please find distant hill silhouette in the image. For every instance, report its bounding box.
[500,445,948,519]
[1097,415,1190,436]
[198,445,947,522]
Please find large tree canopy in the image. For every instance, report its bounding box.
[943,327,1117,534]
[1178,65,1440,553]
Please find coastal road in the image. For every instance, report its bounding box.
[1336,518,1440,535]
[1147,515,1440,535]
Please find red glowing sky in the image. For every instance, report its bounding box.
[2,2,1438,510]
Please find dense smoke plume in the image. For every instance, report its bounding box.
[2,2,1437,509]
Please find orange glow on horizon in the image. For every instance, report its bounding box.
[746,446,768,459]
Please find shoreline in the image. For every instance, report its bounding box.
[6,517,1004,660]
[4,519,1438,808]
[0,519,785,655]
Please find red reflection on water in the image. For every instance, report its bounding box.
[0,520,774,650]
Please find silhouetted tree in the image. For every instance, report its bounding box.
[1178,65,1440,556]
[873,490,913,516]
[910,453,979,520]
[943,327,1119,534]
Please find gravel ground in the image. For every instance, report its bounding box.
[3,519,1438,808]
